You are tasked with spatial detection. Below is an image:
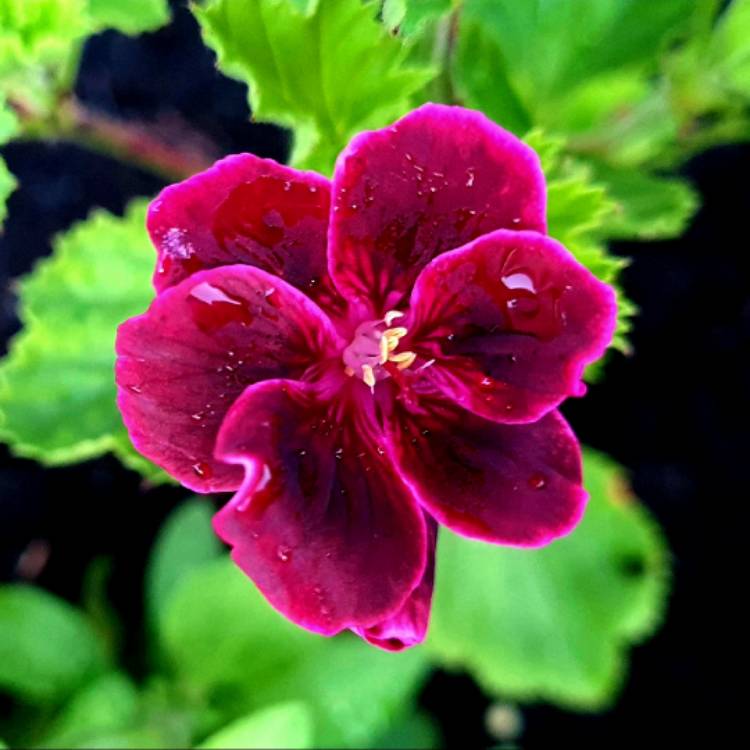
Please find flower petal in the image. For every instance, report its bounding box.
[351,516,436,651]
[388,389,586,547]
[406,229,617,424]
[148,154,339,308]
[328,103,546,312]
[116,266,340,492]
[213,379,428,636]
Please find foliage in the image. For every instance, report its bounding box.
[0,451,668,746]
[0,585,109,704]
[194,0,434,173]
[428,449,671,709]
[0,200,173,483]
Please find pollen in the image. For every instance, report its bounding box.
[342,309,418,389]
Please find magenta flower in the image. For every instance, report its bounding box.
[116,104,616,651]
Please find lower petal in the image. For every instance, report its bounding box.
[351,516,437,651]
[213,379,428,636]
[388,392,586,547]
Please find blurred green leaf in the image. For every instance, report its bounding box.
[198,702,313,749]
[363,710,441,749]
[146,499,223,630]
[36,671,139,748]
[0,154,14,226]
[456,0,692,123]
[0,199,173,483]
[589,163,699,240]
[452,17,531,134]
[0,0,90,109]
[427,450,670,710]
[161,557,430,747]
[86,0,171,34]
[710,0,750,93]
[0,585,108,704]
[383,0,452,36]
[194,0,434,173]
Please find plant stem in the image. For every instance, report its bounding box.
[429,10,459,104]
[11,96,219,182]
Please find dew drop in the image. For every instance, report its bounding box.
[528,474,547,490]
[192,462,212,479]
[465,168,476,187]
[188,283,254,332]
[126,384,142,394]
[277,545,292,562]
[502,272,536,293]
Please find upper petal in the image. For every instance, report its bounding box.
[387,388,586,547]
[328,103,546,313]
[116,265,340,492]
[148,154,341,310]
[213,379,428,636]
[406,229,617,424]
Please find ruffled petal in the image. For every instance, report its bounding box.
[406,229,617,424]
[116,266,340,492]
[213,379,428,636]
[148,154,340,309]
[387,388,586,547]
[328,103,546,313]
[351,515,436,651]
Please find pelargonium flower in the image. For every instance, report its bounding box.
[116,104,616,651]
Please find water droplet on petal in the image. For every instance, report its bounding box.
[277,545,292,562]
[192,462,212,479]
[528,474,547,490]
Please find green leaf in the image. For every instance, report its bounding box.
[588,163,699,241]
[0,0,90,109]
[0,585,108,704]
[194,0,434,173]
[0,199,173,483]
[36,672,139,748]
[0,154,15,227]
[427,449,670,710]
[383,0,452,36]
[198,702,314,749]
[458,0,693,111]
[161,557,430,747]
[85,0,171,34]
[371,711,441,750]
[451,17,531,135]
[145,499,223,630]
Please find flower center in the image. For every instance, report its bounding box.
[342,310,417,390]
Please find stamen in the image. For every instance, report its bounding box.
[378,335,390,364]
[385,326,408,340]
[342,310,418,390]
[361,364,376,390]
[389,351,417,369]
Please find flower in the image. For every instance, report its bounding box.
[116,104,616,651]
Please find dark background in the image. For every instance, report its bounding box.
[0,1,735,746]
